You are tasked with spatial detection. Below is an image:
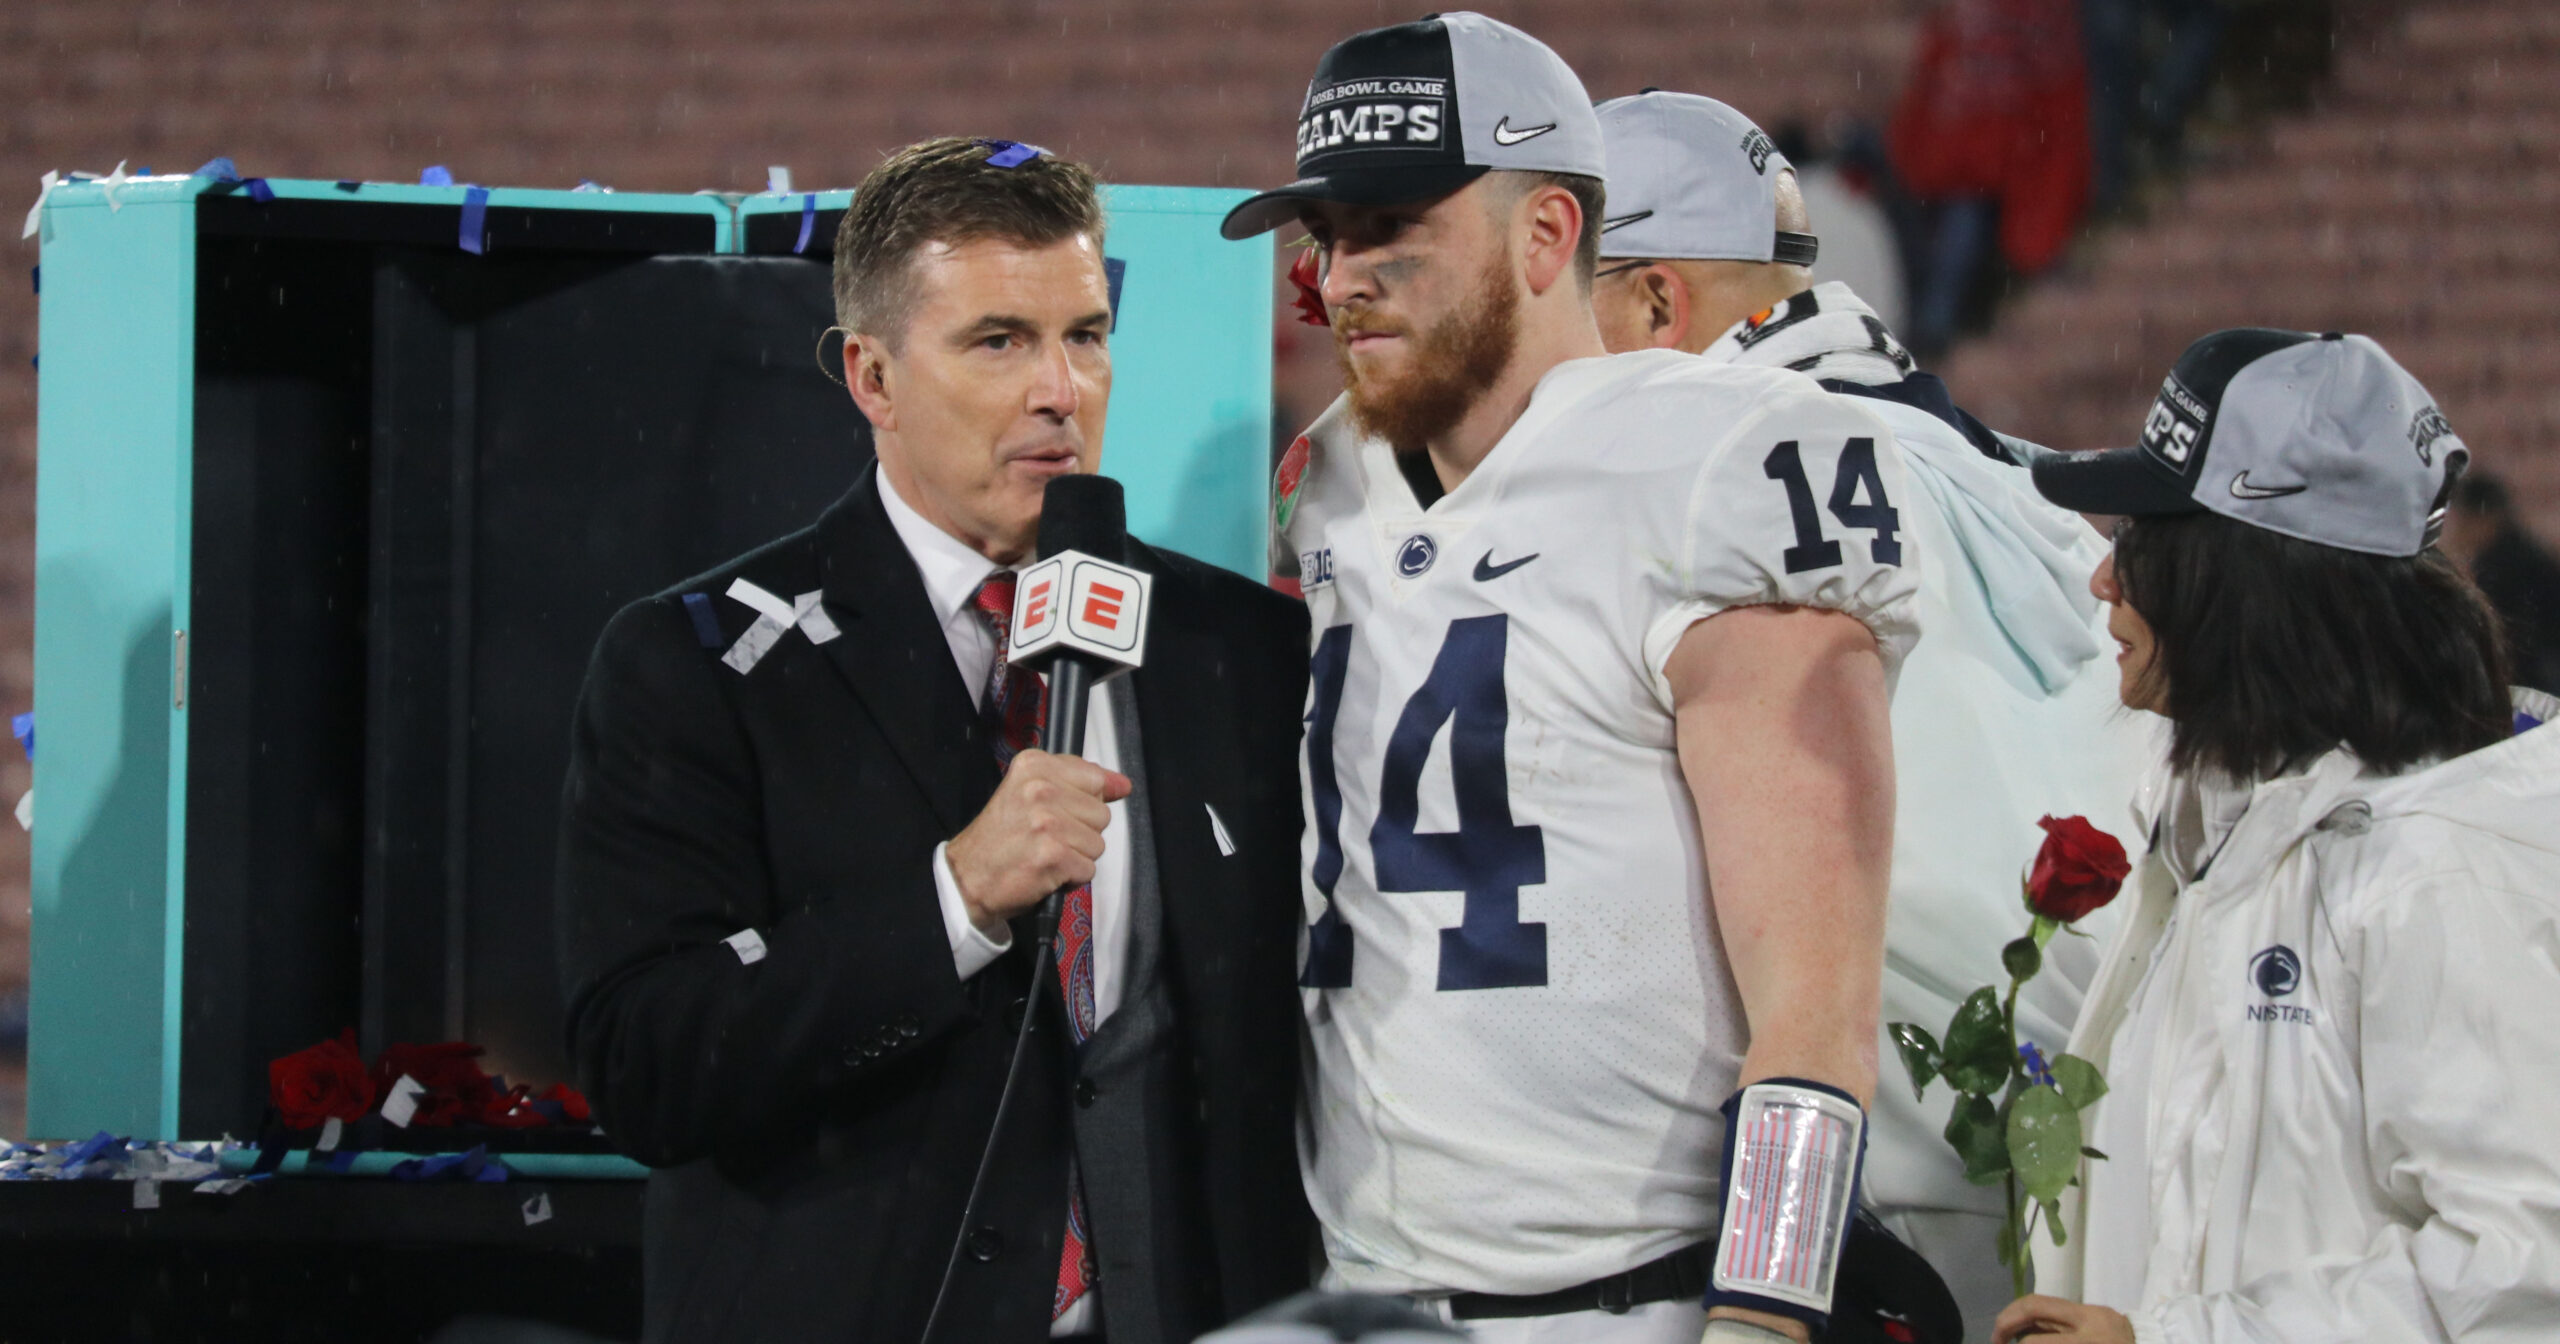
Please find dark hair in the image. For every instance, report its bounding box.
[2113,511,2512,779]
[1498,170,1604,285]
[831,137,1105,348]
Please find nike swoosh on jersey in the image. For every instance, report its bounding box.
[1491,118,1556,146]
[2228,471,2308,500]
[1600,210,1654,233]
[1473,550,1540,581]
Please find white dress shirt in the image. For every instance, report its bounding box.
[879,471,1130,1336]
[877,469,1133,1020]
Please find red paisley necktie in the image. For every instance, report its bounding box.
[972,573,1096,1321]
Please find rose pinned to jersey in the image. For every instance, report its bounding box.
[1287,244,1329,327]
[268,1029,376,1129]
[1887,814,2126,1299]
[2024,814,2131,923]
[1274,434,1312,533]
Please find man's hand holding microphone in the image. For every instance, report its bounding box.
[947,751,1130,937]
[943,472,1152,938]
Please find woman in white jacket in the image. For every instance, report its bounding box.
[1991,328,2560,1344]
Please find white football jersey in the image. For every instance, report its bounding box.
[1276,349,1921,1297]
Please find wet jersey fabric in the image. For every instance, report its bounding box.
[1279,350,1920,1295]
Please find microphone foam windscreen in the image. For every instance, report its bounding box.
[1037,473,1126,563]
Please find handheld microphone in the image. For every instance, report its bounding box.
[1009,472,1153,775]
[919,473,1151,1344]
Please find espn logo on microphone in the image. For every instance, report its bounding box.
[1009,550,1153,677]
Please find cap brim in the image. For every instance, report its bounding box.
[1218,164,1489,240]
[2030,443,2205,517]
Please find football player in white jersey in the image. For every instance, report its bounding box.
[1223,15,1924,1344]
[1587,92,2157,1336]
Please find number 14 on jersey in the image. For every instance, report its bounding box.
[1304,616,1550,993]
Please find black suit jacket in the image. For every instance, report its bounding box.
[556,465,1313,1343]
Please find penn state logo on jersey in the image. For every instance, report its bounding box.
[1395,533,1438,577]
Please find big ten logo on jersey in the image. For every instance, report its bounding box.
[1299,546,1337,590]
[1298,77,1448,157]
[2142,374,2211,466]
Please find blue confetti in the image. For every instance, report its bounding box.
[11,712,29,762]
[2019,1041,2056,1088]
[459,184,490,254]
[334,180,363,192]
[1104,256,1125,332]
[981,139,1045,168]
[244,178,274,203]
[419,165,454,187]
[793,192,817,255]
[192,157,240,181]
[389,1144,509,1183]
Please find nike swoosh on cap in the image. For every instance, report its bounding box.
[1473,550,1540,581]
[1601,210,1654,233]
[1492,117,1556,146]
[2228,471,2309,500]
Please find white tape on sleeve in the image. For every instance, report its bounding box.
[725,578,798,626]
[721,615,793,674]
[793,591,840,644]
[723,928,768,965]
[723,582,840,668]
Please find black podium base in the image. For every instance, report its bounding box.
[0,1178,641,1343]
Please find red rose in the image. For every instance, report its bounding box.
[371,1041,497,1128]
[268,1029,377,1130]
[1287,247,1329,327]
[538,1082,593,1124]
[2026,815,2132,923]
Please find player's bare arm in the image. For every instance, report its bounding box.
[1668,601,1896,1342]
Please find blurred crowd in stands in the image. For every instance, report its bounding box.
[1794,0,2341,359]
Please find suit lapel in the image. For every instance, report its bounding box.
[812,463,1000,835]
[1123,541,1246,982]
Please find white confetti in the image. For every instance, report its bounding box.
[381,1074,427,1128]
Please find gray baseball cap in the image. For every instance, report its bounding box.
[2032,328,2468,557]
[1219,12,1606,240]
[1594,90,1818,265]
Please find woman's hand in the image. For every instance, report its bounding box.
[1992,1295,2135,1343]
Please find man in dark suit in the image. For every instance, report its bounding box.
[556,137,1312,1344]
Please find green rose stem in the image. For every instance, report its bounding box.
[1998,931,2035,1300]
[1889,817,2126,1308]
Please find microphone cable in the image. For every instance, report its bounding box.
[917,887,1066,1344]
